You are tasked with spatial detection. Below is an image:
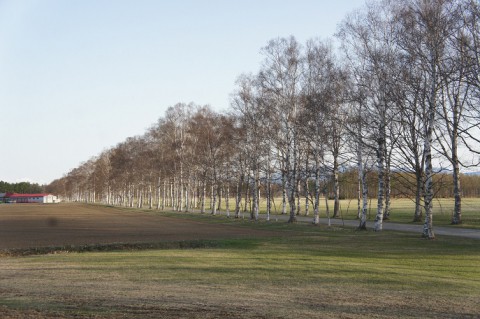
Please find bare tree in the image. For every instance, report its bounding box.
[395,0,460,239]
[302,39,336,224]
[338,0,402,231]
[231,74,268,221]
[258,36,303,223]
[435,0,480,224]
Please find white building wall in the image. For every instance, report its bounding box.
[43,195,58,203]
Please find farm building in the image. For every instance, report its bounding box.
[1,192,59,204]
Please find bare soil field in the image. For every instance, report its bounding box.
[0,203,275,252]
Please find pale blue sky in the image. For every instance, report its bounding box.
[0,0,365,184]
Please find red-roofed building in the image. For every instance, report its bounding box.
[1,193,59,204]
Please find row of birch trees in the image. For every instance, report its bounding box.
[47,0,480,238]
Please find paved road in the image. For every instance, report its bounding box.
[309,216,480,239]
[218,210,480,239]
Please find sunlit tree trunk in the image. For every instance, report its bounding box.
[358,136,368,230]
[323,185,331,226]
[296,177,301,216]
[226,185,230,217]
[161,180,166,210]
[423,56,437,240]
[287,134,298,223]
[383,149,392,220]
[184,180,189,212]
[156,177,161,210]
[266,177,271,221]
[423,120,435,239]
[374,119,386,232]
[304,175,310,216]
[452,148,462,224]
[148,183,153,209]
[201,179,206,213]
[244,175,250,213]
[281,166,287,215]
[313,156,321,225]
[250,165,259,221]
[332,155,340,218]
[211,173,218,215]
[170,180,174,209]
[357,171,361,219]
[235,172,243,218]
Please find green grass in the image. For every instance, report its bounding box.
[206,196,480,228]
[1,221,479,318]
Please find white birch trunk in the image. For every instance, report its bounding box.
[423,56,437,239]
[304,178,309,217]
[383,160,391,220]
[287,131,297,223]
[296,178,301,216]
[149,183,153,209]
[358,139,368,230]
[162,180,166,210]
[137,188,142,208]
[129,185,133,208]
[332,156,340,218]
[226,185,230,218]
[201,180,206,213]
[177,180,182,212]
[184,180,189,212]
[451,120,462,224]
[235,173,243,218]
[374,121,386,232]
[281,168,287,215]
[452,159,462,224]
[357,171,361,219]
[156,177,161,210]
[313,159,321,225]
[211,184,217,215]
[423,130,435,239]
[266,162,271,222]
[244,175,250,213]
[323,186,331,227]
[169,181,173,208]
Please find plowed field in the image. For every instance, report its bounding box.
[0,203,274,251]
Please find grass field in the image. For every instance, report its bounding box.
[0,204,479,318]
[232,197,480,228]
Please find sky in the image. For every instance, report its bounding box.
[0,0,366,185]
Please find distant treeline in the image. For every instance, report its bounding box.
[332,171,480,200]
[0,181,44,194]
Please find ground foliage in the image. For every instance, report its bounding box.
[0,181,44,194]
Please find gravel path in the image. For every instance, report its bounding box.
[219,210,480,239]
[268,213,480,239]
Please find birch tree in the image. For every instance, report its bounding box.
[435,1,480,224]
[258,36,303,223]
[395,0,459,239]
[391,66,426,222]
[302,39,336,225]
[338,0,401,231]
[231,74,267,221]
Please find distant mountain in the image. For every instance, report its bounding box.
[465,171,480,176]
